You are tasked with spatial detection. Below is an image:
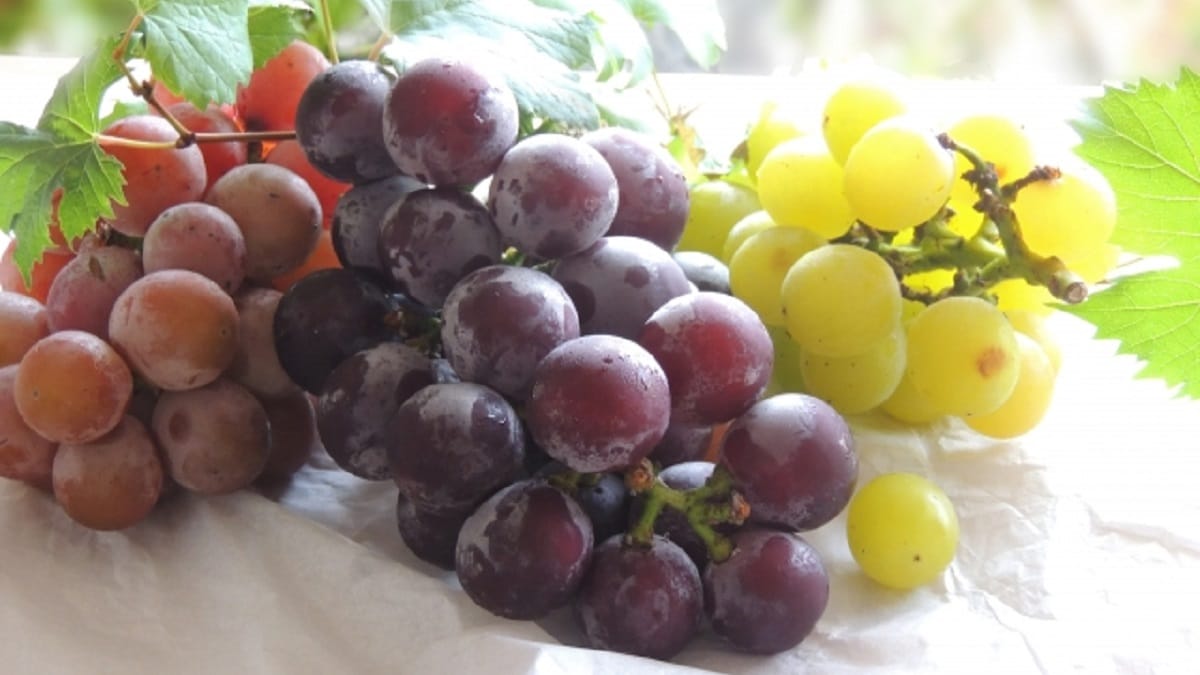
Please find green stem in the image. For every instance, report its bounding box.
[318,0,340,64]
[624,461,747,563]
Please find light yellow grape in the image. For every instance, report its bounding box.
[945,114,1036,237]
[765,325,805,395]
[847,472,959,590]
[781,244,902,358]
[676,179,762,259]
[729,226,825,326]
[756,136,855,239]
[822,75,907,165]
[843,117,955,232]
[965,333,1057,439]
[745,100,807,178]
[800,326,905,414]
[722,210,777,263]
[1060,242,1121,284]
[880,369,946,424]
[992,278,1054,315]
[906,296,1020,417]
[1012,161,1116,260]
[1005,309,1062,373]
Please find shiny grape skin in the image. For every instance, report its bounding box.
[142,202,247,294]
[719,393,858,531]
[378,187,504,308]
[317,342,436,481]
[487,133,619,260]
[551,236,692,340]
[395,491,475,571]
[382,57,518,187]
[273,267,398,394]
[386,382,525,513]
[575,535,703,661]
[440,265,579,401]
[331,175,425,274]
[51,416,163,531]
[0,291,50,366]
[0,364,57,489]
[527,334,671,473]
[581,127,690,250]
[295,60,398,184]
[455,479,593,620]
[671,251,731,295]
[638,292,773,425]
[704,528,830,654]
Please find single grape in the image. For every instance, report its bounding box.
[745,99,807,178]
[0,240,73,304]
[729,225,825,326]
[944,113,1035,236]
[237,40,331,132]
[671,251,730,295]
[675,179,761,260]
[295,59,398,184]
[756,136,855,238]
[258,389,319,481]
[226,287,298,398]
[51,416,163,531]
[0,291,49,367]
[648,421,715,467]
[842,116,955,232]
[799,326,906,414]
[164,102,247,192]
[0,364,57,489]
[1012,161,1117,260]
[821,73,907,164]
[142,202,247,294]
[1005,309,1062,373]
[965,333,1057,438]
[879,369,946,425]
[846,472,959,589]
[331,174,425,274]
[43,245,142,340]
[264,139,351,225]
[396,490,475,571]
[721,209,776,263]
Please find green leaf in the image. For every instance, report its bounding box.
[1070,68,1200,398]
[132,0,253,108]
[355,0,389,30]
[248,1,314,69]
[624,0,725,68]
[38,35,126,141]
[531,0,655,86]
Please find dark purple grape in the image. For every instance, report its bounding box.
[537,462,630,544]
[227,287,298,399]
[581,127,690,250]
[704,529,829,654]
[551,236,691,340]
[386,382,525,513]
[273,267,398,394]
[456,479,593,620]
[296,60,398,184]
[317,342,436,480]
[672,250,731,295]
[378,187,504,308]
[528,335,670,473]
[382,57,518,187]
[649,420,714,467]
[719,393,856,532]
[440,265,579,401]
[488,133,618,259]
[628,461,727,569]
[396,490,475,571]
[638,292,773,425]
[576,535,702,660]
[331,174,426,273]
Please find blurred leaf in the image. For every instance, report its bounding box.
[624,0,725,68]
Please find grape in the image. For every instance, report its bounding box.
[487,133,618,260]
[0,240,73,303]
[0,365,56,489]
[1012,161,1117,260]
[992,277,1056,314]
[799,326,906,414]
[331,175,425,273]
[842,116,955,232]
[236,40,330,132]
[527,335,671,473]
[720,393,857,531]
[455,479,593,620]
[729,226,825,326]
[440,265,579,401]
[378,187,504,308]
[51,416,163,531]
[581,126,690,250]
[14,330,132,445]
[317,342,436,481]
[721,209,776,263]
[258,389,319,481]
[387,382,525,513]
[152,377,270,495]
[226,287,298,398]
[551,236,692,340]
[764,324,805,395]
[294,59,397,184]
[99,114,207,237]
[944,113,1035,236]
[756,136,855,238]
[627,461,722,568]
[206,163,322,282]
[43,245,142,340]
[879,369,946,425]
[0,291,49,366]
[906,296,1020,417]
[269,228,341,291]
[164,102,247,191]
[648,421,714,467]
[108,270,239,392]
[1006,309,1062,373]
[965,333,1057,439]
[382,57,519,187]
[821,74,907,165]
[846,472,959,590]
[675,179,761,260]
[704,528,829,654]
[536,463,630,545]
[745,99,806,178]
[671,251,729,295]
[781,243,902,358]
[142,202,247,294]
[576,535,702,660]
[396,491,475,571]
[273,267,398,394]
[639,292,773,425]
[265,140,352,224]
[1060,241,1120,285]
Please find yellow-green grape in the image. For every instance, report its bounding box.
[944,114,1036,237]
[755,136,855,239]
[722,209,777,263]
[992,278,1054,315]
[965,333,1057,439]
[800,326,905,414]
[1012,161,1117,260]
[1060,242,1120,284]
[781,244,902,357]
[843,117,955,232]
[847,472,959,590]
[765,325,805,395]
[729,226,825,326]
[745,100,807,178]
[676,179,762,259]
[880,368,946,424]
[821,75,907,165]
[906,296,1020,417]
[904,268,954,296]
[1005,309,1062,373]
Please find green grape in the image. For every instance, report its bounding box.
[764,325,805,395]
[944,114,1036,237]
[755,136,855,239]
[800,326,905,414]
[821,75,907,165]
[992,278,1054,315]
[781,244,902,358]
[880,368,946,424]
[1012,161,1116,260]
[906,296,1020,417]
[843,117,955,232]
[729,226,825,326]
[846,472,959,590]
[1005,309,1061,373]
[745,100,808,178]
[1060,241,1120,284]
[676,179,762,259]
[966,333,1057,439]
[722,209,777,263]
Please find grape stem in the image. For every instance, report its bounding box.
[624,459,749,563]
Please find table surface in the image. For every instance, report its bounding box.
[1,55,1199,675]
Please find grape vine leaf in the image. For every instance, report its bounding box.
[248,0,315,69]
[531,0,656,86]
[624,0,726,69]
[1070,68,1200,398]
